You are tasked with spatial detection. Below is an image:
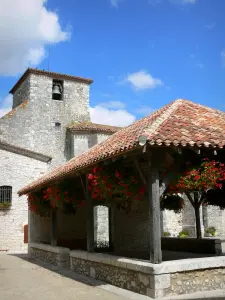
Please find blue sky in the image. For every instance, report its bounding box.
[0,0,224,126]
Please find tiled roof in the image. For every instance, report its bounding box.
[10,68,93,94]
[68,122,122,134]
[18,99,225,195]
[0,100,28,119]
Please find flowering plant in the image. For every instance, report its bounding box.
[88,161,146,212]
[169,159,225,193]
[163,158,225,238]
[27,181,85,216]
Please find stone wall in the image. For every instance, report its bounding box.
[30,243,70,267]
[57,207,87,250]
[0,73,91,168]
[114,199,149,255]
[12,75,30,109]
[204,206,225,237]
[70,250,225,299]
[69,132,111,159]
[167,268,225,296]
[29,213,51,245]
[0,149,48,251]
[162,210,182,237]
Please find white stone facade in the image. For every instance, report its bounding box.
[0,148,48,251]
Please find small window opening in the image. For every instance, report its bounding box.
[0,186,12,206]
[55,122,61,130]
[52,79,63,100]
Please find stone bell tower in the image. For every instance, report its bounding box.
[0,68,93,167]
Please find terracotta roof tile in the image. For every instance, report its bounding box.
[18,99,225,195]
[68,122,122,134]
[0,100,28,119]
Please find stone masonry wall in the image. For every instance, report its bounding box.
[114,199,149,255]
[0,149,48,251]
[57,207,87,249]
[0,73,91,168]
[12,75,30,109]
[70,251,225,299]
[162,210,182,237]
[204,206,225,237]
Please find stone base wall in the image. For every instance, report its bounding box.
[168,268,225,296]
[30,243,70,267]
[69,250,225,299]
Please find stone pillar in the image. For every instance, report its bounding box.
[148,166,162,264]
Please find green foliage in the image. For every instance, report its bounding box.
[178,230,189,238]
[0,203,11,209]
[205,227,217,237]
[163,231,171,237]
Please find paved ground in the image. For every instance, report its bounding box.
[0,253,225,300]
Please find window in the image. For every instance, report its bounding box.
[52,79,63,100]
[55,122,61,130]
[0,186,12,205]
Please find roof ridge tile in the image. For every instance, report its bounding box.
[143,99,183,140]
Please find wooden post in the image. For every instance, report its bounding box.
[86,175,94,252]
[109,204,115,252]
[51,208,57,246]
[148,166,162,263]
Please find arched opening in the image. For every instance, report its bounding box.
[93,205,110,252]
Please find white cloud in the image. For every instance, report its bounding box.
[0,94,13,117]
[221,50,225,67]
[137,106,154,116]
[0,0,70,76]
[90,103,135,127]
[97,101,126,110]
[170,0,196,4]
[125,70,163,90]
[110,0,122,8]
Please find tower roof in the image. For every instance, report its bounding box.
[9,68,93,94]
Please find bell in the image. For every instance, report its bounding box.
[53,84,61,95]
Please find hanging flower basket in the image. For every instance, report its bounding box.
[88,160,146,213]
[160,194,184,213]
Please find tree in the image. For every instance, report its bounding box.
[163,159,225,239]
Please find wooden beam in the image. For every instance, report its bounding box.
[134,159,147,185]
[86,175,94,252]
[51,208,57,246]
[148,165,162,264]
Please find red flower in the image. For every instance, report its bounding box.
[139,187,146,195]
[88,174,94,180]
[194,175,200,180]
[115,171,120,178]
